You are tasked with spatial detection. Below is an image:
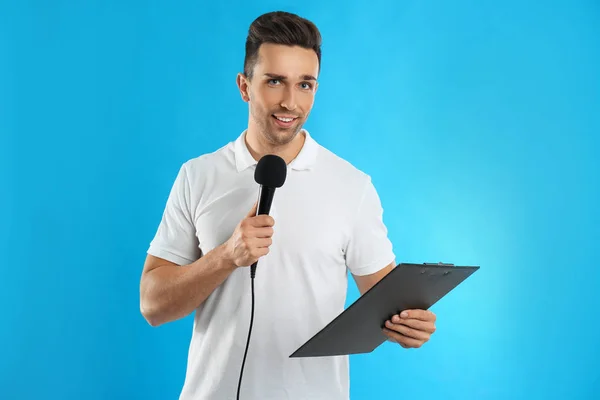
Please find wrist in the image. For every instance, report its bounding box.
[217,242,237,271]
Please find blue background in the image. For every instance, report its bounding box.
[1,0,599,399]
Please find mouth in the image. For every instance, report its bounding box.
[272,114,298,128]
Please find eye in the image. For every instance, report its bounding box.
[300,82,313,90]
[268,79,281,85]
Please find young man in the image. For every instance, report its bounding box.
[140,11,437,400]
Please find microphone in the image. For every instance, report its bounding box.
[251,154,287,278]
[237,154,287,400]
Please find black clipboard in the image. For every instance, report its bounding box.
[289,262,479,358]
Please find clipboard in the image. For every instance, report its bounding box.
[289,262,479,358]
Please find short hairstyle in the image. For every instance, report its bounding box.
[243,11,322,79]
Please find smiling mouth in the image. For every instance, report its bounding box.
[272,114,298,127]
[273,115,297,122]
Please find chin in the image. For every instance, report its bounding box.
[265,126,302,146]
[266,133,294,146]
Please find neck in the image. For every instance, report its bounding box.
[245,126,306,165]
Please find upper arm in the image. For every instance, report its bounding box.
[142,254,179,276]
[147,162,201,266]
[353,261,395,295]
[139,255,180,297]
[344,175,396,277]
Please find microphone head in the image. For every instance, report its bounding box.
[255,154,287,188]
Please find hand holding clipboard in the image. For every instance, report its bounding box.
[290,262,479,358]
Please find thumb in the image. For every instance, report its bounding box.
[246,200,258,218]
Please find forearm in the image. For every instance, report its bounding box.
[140,243,237,326]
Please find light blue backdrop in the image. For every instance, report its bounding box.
[1,0,598,399]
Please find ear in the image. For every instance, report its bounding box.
[236,73,250,102]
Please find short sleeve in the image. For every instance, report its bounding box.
[147,163,201,265]
[345,176,396,276]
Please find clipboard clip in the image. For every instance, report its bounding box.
[423,262,455,266]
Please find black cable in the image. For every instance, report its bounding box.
[236,272,255,400]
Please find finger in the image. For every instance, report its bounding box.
[252,246,270,258]
[246,201,258,217]
[385,320,431,341]
[400,309,436,322]
[391,315,436,333]
[251,237,273,248]
[254,227,274,238]
[252,215,275,228]
[382,328,424,348]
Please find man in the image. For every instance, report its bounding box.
[139,11,437,400]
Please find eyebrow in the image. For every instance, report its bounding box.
[264,73,317,81]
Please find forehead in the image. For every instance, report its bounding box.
[254,43,319,79]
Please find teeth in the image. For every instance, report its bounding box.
[276,116,294,122]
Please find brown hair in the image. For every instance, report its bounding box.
[244,11,322,79]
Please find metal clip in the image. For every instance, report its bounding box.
[423,262,455,266]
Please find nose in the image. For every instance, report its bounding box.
[280,86,297,111]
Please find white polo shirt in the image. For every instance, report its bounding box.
[147,129,395,400]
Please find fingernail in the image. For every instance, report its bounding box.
[401,311,408,318]
[386,320,393,327]
[392,315,400,323]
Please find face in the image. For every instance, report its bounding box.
[237,43,319,147]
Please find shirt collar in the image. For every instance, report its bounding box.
[233,129,319,172]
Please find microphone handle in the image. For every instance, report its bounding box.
[250,185,276,278]
[256,185,276,215]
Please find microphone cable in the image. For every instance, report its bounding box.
[236,265,257,400]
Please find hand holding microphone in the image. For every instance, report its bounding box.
[226,154,287,278]
[225,201,275,268]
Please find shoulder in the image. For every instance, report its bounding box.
[179,141,235,181]
[315,143,371,188]
[164,141,236,203]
